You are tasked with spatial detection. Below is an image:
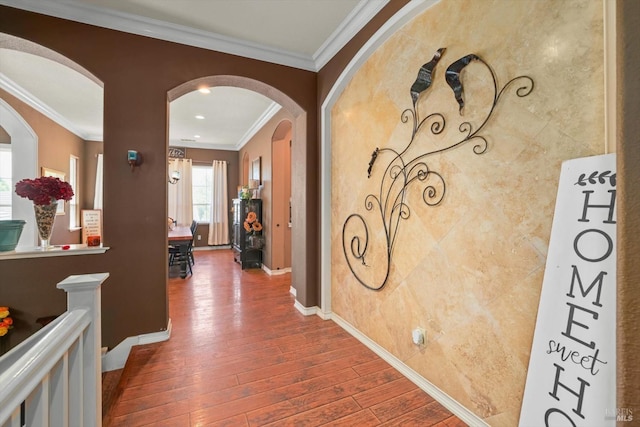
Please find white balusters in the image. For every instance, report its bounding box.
[0,273,108,427]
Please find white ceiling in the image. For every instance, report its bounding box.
[0,0,390,149]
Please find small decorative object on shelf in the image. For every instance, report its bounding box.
[15,176,74,250]
[0,306,14,355]
[232,198,263,268]
[240,186,251,200]
[342,47,534,291]
[0,220,26,252]
[0,306,13,337]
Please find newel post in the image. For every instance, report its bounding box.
[57,272,109,427]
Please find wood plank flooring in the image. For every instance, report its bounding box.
[105,249,466,426]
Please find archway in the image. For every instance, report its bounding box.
[271,120,292,272]
[0,33,104,248]
[168,75,310,305]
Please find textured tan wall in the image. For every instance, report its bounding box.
[331,0,604,425]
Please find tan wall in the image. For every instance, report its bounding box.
[331,0,604,425]
[271,123,292,271]
[239,108,295,270]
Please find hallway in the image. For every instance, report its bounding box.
[105,250,465,426]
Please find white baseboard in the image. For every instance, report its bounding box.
[101,318,172,372]
[262,265,291,275]
[292,302,331,320]
[193,245,230,251]
[331,313,488,427]
[293,300,317,316]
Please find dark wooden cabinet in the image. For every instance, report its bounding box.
[232,198,263,269]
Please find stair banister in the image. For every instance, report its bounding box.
[0,272,108,427]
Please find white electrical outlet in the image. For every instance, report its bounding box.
[197,235,201,240]
[412,327,425,346]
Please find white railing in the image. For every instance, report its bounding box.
[0,273,109,427]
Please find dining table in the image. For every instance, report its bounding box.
[168,225,193,278]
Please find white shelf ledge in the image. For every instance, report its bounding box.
[0,244,109,260]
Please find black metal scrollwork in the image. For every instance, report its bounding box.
[342,48,534,291]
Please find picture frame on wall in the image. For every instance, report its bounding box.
[252,157,261,185]
[41,167,66,215]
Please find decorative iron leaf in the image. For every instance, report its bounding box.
[367,148,379,178]
[445,54,480,113]
[410,48,446,108]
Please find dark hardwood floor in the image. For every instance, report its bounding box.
[104,249,466,426]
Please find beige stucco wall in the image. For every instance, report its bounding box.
[330,0,604,425]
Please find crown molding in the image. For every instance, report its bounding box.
[313,0,389,70]
[2,0,385,72]
[0,72,98,141]
[168,139,238,151]
[235,102,281,150]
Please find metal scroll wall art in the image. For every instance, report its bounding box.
[341,47,534,291]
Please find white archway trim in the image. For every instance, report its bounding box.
[236,101,281,150]
[0,97,38,247]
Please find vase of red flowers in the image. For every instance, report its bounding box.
[15,176,74,250]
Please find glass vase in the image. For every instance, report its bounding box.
[34,201,58,250]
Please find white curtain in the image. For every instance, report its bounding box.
[208,160,229,245]
[168,158,193,226]
[93,154,103,210]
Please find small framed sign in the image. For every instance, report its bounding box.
[169,147,186,158]
[81,209,102,246]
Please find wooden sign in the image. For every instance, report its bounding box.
[81,209,102,246]
[519,153,618,426]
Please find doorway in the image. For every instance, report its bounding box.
[271,120,292,272]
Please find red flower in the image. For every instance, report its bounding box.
[15,176,74,205]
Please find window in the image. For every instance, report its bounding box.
[192,165,212,223]
[0,146,11,220]
[69,155,79,228]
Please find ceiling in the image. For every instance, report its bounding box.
[0,0,390,150]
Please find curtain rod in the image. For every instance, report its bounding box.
[191,159,229,165]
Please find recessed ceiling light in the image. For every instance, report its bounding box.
[194,135,201,138]
[195,115,205,120]
[198,88,211,94]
